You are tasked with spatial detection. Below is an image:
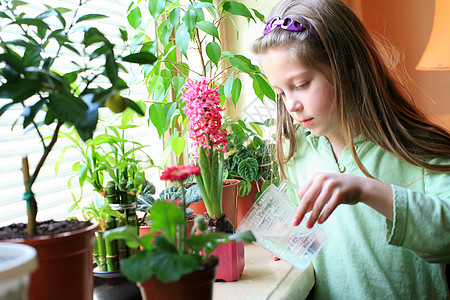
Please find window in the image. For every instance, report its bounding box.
[0,0,163,226]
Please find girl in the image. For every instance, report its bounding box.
[252,0,450,298]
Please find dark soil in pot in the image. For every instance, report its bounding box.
[0,219,92,240]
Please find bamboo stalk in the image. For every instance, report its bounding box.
[93,236,100,268]
[119,180,127,205]
[116,175,129,259]
[105,181,119,270]
[116,218,128,260]
[126,195,138,228]
[104,217,119,271]
[106,180,118,204]
[119,168,128,204]
[126,185,137,228]
[126,189,139,256]
[96,229,108,271]
[126,182,134,204]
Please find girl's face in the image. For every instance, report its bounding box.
[261,47,343,144]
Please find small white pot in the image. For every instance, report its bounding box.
[0,243,38,300]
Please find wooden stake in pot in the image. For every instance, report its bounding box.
[21,156,37,236]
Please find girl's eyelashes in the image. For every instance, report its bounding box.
[275,81,309,98]
[296,82,310,90]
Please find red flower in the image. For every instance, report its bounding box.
[160,165,201,182]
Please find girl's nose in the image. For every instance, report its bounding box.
[284,95,303,112]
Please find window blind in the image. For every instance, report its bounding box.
[0,0,163,226]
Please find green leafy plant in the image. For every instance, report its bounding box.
[0,0,156,235]
[105,165,255,283]
[61,116,156,212]
[82,196,126,272]
[126,0,275,162]
[224,118,280,197]
[59,115,158,271]
[138,180,203,225]
[137,179,157,214]
[159,184,203,210]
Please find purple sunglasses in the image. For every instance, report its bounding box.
[263,16,312,35]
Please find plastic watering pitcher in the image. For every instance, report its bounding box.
[237,180,327,271]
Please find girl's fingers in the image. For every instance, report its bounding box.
[306,189,332,228]
[317,194,340,224]
[307,177,337,227]
[293,179,319,226]
[293,173,365,227]
[293,197,315,225]
[293,205,307,226]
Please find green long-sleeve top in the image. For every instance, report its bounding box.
[284,129,450,299]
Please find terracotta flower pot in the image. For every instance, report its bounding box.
[189,179,240,227]
[138,225,153,238]
[5,222,97,300]
[212,241,245,282]
[236,180,262,227]
[137,266,216,300]
[139,215,196,239]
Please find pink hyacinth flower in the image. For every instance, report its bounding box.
[181,77,228,155]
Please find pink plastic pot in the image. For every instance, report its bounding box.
[211,241,245,282]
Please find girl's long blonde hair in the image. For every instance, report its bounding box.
[252,0,450,179]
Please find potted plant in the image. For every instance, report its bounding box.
[180,77,247,281]
[104,165,255,300]
[0,1,156,298]
[80,196,126,273]
[125,0,275,236]
[128,0,277,282]
[60,116,156,273]
[126,0,275,165]
[224,118,280,226]
[137,179,203,238]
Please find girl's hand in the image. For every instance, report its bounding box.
[292,173,393,228]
